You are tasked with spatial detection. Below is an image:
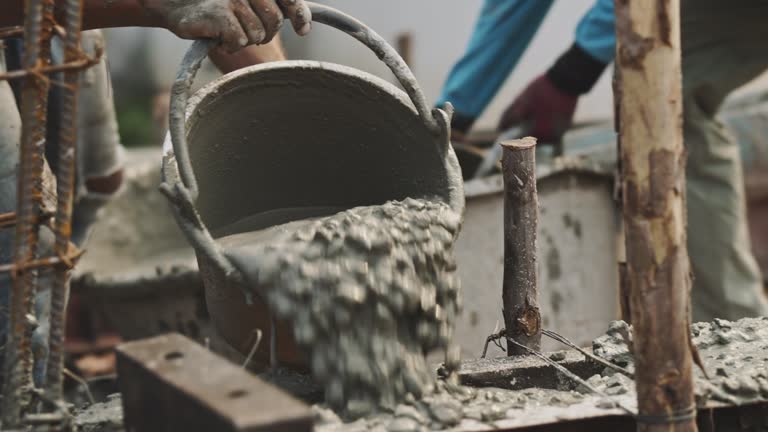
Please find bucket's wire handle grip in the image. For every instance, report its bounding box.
[163,2,447,287]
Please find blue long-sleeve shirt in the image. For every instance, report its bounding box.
[437,0,616,121]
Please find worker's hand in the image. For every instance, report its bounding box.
[497,75,578,143]
[139,0,311,52]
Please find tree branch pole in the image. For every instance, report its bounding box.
[501,137,541,355]
[614,0,697,431]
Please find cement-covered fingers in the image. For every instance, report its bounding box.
[139,0,310,52]
[233,0,312,45]
[276,0,311,35]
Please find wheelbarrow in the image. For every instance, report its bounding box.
[160,2,465,370]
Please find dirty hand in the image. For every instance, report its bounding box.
[497,75,578,143]
[139,0,311,52]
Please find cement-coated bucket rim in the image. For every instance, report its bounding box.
[159,2,458,293]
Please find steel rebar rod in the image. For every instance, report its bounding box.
[0,211,17,229]
[505,338,635,416]
[1,0,55,425]
[541,329,634,378]
[45,0,83,400]
[0,54,100,82]
[0,255,78,275]
[0,27,25,39]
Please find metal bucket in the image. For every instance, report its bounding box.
[161,3,464,368]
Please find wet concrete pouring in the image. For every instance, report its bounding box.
[206,198,461,416]
[70,197,768,431]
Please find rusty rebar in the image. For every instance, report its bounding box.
[0,212,17,229]
[0,26,24,39]
[0,53,101,82]
[1,0,55,425]
[500,137,542,355]
[0,253,81,275]
[0,210,54,230]
[45,0,83,400]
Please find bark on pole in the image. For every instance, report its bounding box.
[618,262,632,324]
[614,0,697,431]
[501,137,541,356]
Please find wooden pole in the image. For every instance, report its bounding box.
[614,0,697,431]
[618,262,632,324]
[501,137,541,355]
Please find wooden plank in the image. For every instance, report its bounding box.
[116,333,312,432]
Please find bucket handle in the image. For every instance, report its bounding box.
[161,2,448,292]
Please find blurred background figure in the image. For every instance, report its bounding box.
[436,0,613,144]
[435,0,768,322]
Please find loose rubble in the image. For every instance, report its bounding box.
[593,316,768,405]
[74,394,123,432]
[313,381,587,432]
[315,316,768,430]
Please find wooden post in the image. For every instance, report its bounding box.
[395,32,413,67]
[618,262,632,324]
[614,1,697,431]
[501,137,541,355]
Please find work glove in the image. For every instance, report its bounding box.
[139,0,312,52]
[497,74,578,144]
[498,43,609,144]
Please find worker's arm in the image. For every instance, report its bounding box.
[436,0,556,135]
[573,0,616,65]
[497,0,616,142]
[209,37,286,74]
[3,0,311,52]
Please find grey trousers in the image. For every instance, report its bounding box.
[681,0,768,321]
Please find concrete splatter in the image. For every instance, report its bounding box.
[593,316,768,405]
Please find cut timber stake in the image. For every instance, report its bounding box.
[501,137,541,355]
[615,0,697,431]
